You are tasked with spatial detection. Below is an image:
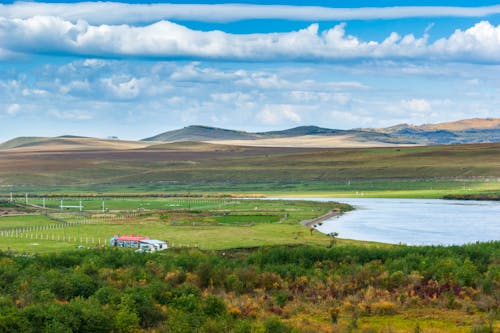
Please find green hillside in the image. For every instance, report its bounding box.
[143,125,260,142]
[0,136,47,149]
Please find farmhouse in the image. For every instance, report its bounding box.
[109,235,168,252]
[138,239,168,253]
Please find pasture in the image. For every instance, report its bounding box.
[0,143,498,199]
[0,197,354,253]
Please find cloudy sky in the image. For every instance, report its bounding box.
[1,0,500,141]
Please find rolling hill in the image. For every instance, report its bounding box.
[142,118,500,146]
[143,125,412,147]
[142,125,260,142]
[0,136,150,151]
[398,118,500,132]
[256,125,347,137]
[1,118,498,151]
[372,118,500,145]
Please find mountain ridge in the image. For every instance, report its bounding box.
[1,118,499,150]
[142,118,500,145]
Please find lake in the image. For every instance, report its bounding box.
[295,198,500,245]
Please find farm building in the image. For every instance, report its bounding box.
[137,239,168,253]
[109,235,168,252]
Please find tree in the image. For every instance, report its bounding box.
[327,232,339,248]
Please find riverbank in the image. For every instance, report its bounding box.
[443,193,500,200]
[300,209,342,228]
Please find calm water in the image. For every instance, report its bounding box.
[296,198,499,245]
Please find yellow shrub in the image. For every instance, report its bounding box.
[370,300,397,315]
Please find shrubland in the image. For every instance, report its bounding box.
[0,242,498,332]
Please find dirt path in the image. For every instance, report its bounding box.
[300,209,341,228]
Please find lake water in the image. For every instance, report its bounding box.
[293,198,499,245]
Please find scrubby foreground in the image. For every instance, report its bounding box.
[0,243,498,332]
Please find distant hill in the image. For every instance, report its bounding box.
[376,118,499,132]
[141,141,249,152]
[257,125,347,137]
[2,118,498,150]
[416,118,500,131]
[0,137,47,150]
[143,124,411,145]
[0,136,150,151]
[143,125,260,142]
[371,118,500,145]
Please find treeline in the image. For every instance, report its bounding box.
[0,242,498,332]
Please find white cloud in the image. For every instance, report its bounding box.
[48,109,93,120]
[6,103,20,116]
[59,79,90,95]
[237,73,289,89]
[466,78,480,85]
[1,3,500,24]
[257,104,302,125]
[401,99,432,112]
[211,92,251,103]
[0,17,499,63]
[82,58,106,68]
[101,76,141,99]
[290,91,351,105]
[170,63,244,82]
[166,96,186,106]
[330,110,375,127]
[21,88,48,97]
[431,21,500,62]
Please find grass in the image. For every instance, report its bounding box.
[0,215,58,229]
[0,220,381,253]
[0,198,365,253]
[354,308,499,333]
[4,178,498,199]
[20,197,244,211]
[0,143,498,200]
[213,214,281,224]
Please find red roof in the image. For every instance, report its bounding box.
[115,235,148,241]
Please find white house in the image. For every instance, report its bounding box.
[137,239,168,253]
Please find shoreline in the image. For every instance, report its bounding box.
[300,209,341,228]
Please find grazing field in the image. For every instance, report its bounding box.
[0,198,352,253]
[1,142,499,198]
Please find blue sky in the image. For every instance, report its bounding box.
[1,1,500,141]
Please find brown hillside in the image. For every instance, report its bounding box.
[418,118,500,131]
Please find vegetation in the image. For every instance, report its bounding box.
[0,143,499,199]
[0,242,498,332]
[443,194,500,201]
[0,198,354,253]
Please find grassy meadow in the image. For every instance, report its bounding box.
[0,143,499,199]
[0,198,354,253]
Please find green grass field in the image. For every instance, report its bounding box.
[4,177,499,199]
[0,215,59,230]
[0,198,359,253]
[1,143,499,199]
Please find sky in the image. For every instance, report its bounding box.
[1,1,500,141]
